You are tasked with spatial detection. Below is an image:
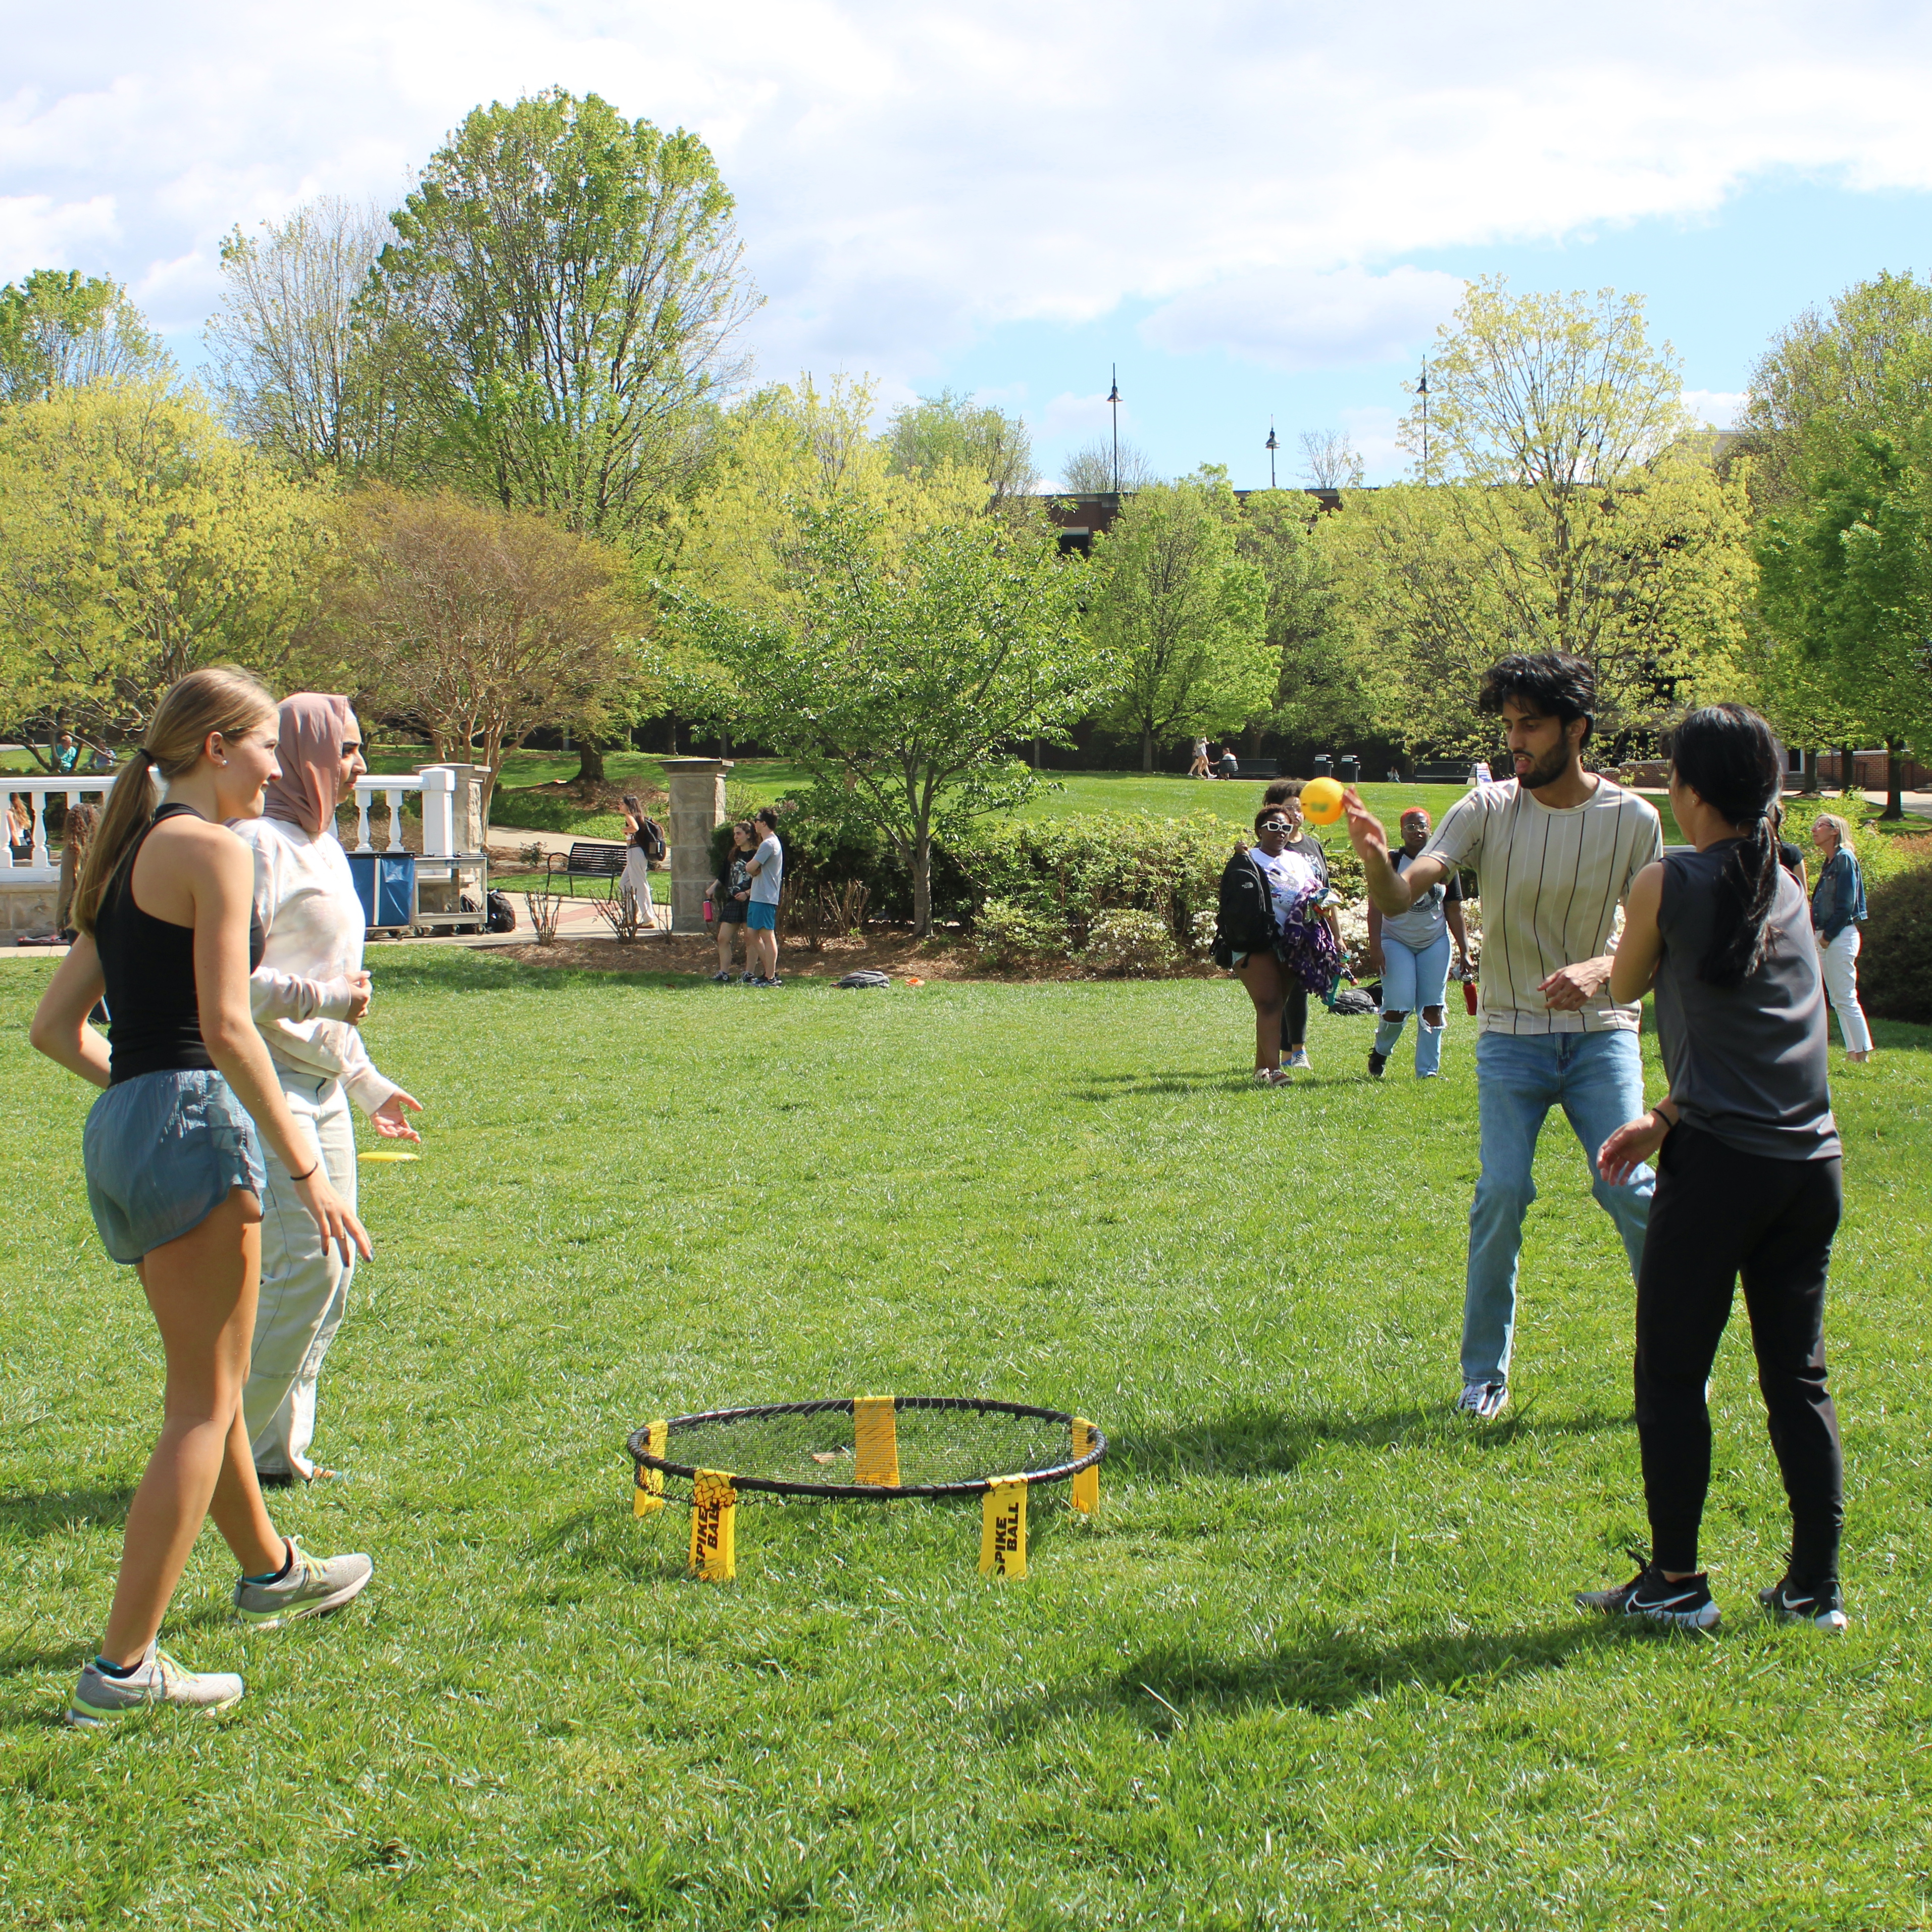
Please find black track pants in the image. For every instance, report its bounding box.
[1634,1124,1844,1580]
[1278,976,1307,1050]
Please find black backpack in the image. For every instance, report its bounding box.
[640,818,668,862]
[486,890,517,933]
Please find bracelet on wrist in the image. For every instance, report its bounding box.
[289,1160,319,1182]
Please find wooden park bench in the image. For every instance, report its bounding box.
[546,841,629,898]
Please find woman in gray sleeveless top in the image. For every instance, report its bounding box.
[1575,704,1847,1635]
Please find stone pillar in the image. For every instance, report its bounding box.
[663,758,731,934]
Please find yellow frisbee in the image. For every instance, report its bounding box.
[1301,775,1346,825]
[358,1150,420,1163]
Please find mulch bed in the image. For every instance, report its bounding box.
[484,929,1223,984]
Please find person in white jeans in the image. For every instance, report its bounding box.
[1809,814,1873,1061]
[236,696,424,1482]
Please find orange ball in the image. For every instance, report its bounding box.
[1301,776,1346,825]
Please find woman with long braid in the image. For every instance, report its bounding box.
[1578,704,1847,1633]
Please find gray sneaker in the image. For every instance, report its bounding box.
[68,1642,243,1727]
[233,1538,373,1632]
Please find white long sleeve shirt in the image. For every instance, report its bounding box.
[235,816,399,1115]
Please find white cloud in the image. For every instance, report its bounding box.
[1682,388,1748,429]
[1141,266,1465,371]
[7,1,1932,380]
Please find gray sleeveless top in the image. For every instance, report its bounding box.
[1653,842,1839,1161]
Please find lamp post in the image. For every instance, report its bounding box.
[1107,365,1122,493]
[1264,421,1278,489]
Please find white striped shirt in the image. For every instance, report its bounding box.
[1421,778,1663,1034]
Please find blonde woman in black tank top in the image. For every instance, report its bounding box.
[31,668,378,1726]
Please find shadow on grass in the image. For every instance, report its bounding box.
[362,950,721,997]
[0,1485,136,1541]
[1116,1401,1631,1480]
[1000,1620,1626,1735]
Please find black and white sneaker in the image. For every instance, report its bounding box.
[1367,1050,1387,1079]
[1455,1380,1508,1420]
[1758,1574,1849,1633]
[1576,1562,1721,1632]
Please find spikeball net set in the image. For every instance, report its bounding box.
[627,1396,1107,1581]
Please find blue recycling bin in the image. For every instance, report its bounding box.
[347,851,415,930]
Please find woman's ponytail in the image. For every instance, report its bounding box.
[70,668,278,935]
[1667,703,1785,989]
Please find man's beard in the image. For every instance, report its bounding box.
[1517,743,1572,791]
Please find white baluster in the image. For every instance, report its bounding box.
[355,790,373,852]
[29,791,49,869]
[386,789,405,852]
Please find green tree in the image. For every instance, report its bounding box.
[0,271,171,403]
[1231,488,1373,750]
[1741,271,1932,510]
[1757,435,1932,817]
[1087,475,1273,770]
[0,382,327,760]
[364,88,758,544]
[884,388,1037,502]
[667,501,1107,935]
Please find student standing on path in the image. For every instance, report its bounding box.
[1809,814,1873,1062]
[619,793,660,929]
[235,695,424,1487]
[1366,806,1473,1079]
[1579,704,1847,1633]
[1342,652,1663,1419]
[744,804,784,986]
[30,668,375,1726]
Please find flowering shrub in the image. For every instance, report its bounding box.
[974,898,1066,969]
[1082,908,1181,977]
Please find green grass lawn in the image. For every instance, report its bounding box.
[3,958,1929,1927]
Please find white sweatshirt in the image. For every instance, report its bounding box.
[235,816,399,1116]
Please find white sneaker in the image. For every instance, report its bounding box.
[1285,1048,1311,1071]
[68,1642,243,1727]
[1456,1380,1508,1420]
[232,1538,373,1632]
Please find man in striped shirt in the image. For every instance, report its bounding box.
[1344,653,1663,1419]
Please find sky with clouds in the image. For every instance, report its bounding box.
[6,0,1932,486]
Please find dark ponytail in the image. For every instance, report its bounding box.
[1666,703,1783,988]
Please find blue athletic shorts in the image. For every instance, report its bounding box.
[83,1069,266,1264]
[746,901,778,932]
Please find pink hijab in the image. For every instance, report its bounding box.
[264,693,357,836]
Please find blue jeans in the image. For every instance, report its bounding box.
[1374,930,1452,1076]
[1463,1029,1654,1387]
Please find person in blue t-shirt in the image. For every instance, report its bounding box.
[743,805,784,987]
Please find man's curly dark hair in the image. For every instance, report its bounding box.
[1477,652,1596,746]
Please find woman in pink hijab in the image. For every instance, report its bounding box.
[234,694,424,1485]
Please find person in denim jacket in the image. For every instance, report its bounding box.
[1809,815,1872,1061]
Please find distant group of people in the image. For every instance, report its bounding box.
[1187,737,1242,780]
[705,806,784,985]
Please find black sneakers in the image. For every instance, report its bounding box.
[1367,1049,1387,1079]
[1758,1574,1849,1633]
[1575,1561,1721,1632]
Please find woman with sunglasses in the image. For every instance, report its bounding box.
[1216,809,1335,1084]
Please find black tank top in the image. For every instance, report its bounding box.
[96,803,265,1085]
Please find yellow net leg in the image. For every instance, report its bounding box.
[633,1418,667,1515]
[1070,1417,1099,1513]
[689,1469,737,1581]
[979,1477,1028,1579]
[853,1395,901,1488]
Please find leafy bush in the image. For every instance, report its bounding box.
[1082,908,1181,977]
[974,899,1066,969]
[1860,856,1932,1023]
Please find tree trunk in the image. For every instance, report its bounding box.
[1883,737,1906,821]
[1141,724,1155,773]
[1841,745,1858,798]
[911,825,933,937]
[573,736,607,786]
[1800,748,1818,796]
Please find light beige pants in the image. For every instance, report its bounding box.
[244,1070,358,1478]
